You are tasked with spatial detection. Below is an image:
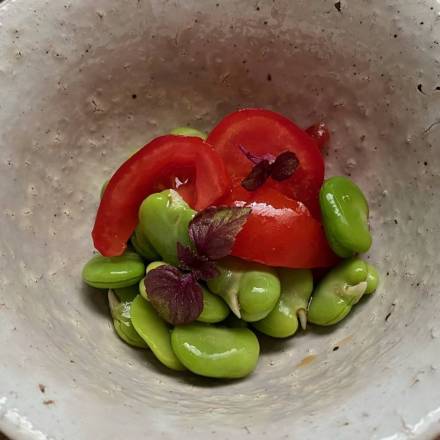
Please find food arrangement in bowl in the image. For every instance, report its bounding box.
[2,0,440,438]
[82,108,379,379]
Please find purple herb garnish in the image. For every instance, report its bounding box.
[145,206,251,325]
[146,265,203,325]
[270,151,299,181]
[241,160,273,191]
[238,145,275,165]
[239,145,299,191]
[177,242,219,281]
[188,206,252,260]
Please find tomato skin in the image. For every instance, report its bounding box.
[93,135,231,257]
[220,186,338,269]
[306,122,330,150]
[207,108,324,216]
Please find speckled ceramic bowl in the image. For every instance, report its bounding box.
[1,0,439,439]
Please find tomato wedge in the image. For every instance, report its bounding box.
[207,108,324,216]
[93,135,231,257]
[220,186,338,268]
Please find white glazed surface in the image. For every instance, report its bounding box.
[0,0,439,439]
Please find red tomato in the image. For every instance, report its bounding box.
[220,186,338,268]
[306,122,330,150]
[207,108,324,217]
[93,135,231,256]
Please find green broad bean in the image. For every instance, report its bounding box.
[131,295,185,371]
[139,190,196,266]
[170,126,207,140]
[308,258,370,326]
[113,285,139,303]
[131,225,159,261]
[108,290,147,348]
[147,261,167,272]
[171,323,260,379]
[365,263,380,294]
[253,269,313,338]
[139,278,148,300]
[320,176,372,258]
[82,252,145,289]
[198,287,230,323]
[207,257,281,322]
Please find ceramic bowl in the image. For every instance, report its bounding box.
[1,0,439,439]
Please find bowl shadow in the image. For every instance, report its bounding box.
[80,283,109,318]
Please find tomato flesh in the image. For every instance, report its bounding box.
[220,186,338,268]
[93,135,231,256]
[207,108,324,216]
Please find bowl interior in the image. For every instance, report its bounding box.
[1,1,440,439]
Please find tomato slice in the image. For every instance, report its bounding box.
[93,135,231,257]
[207,108,324,216]
[220,186,338,268]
